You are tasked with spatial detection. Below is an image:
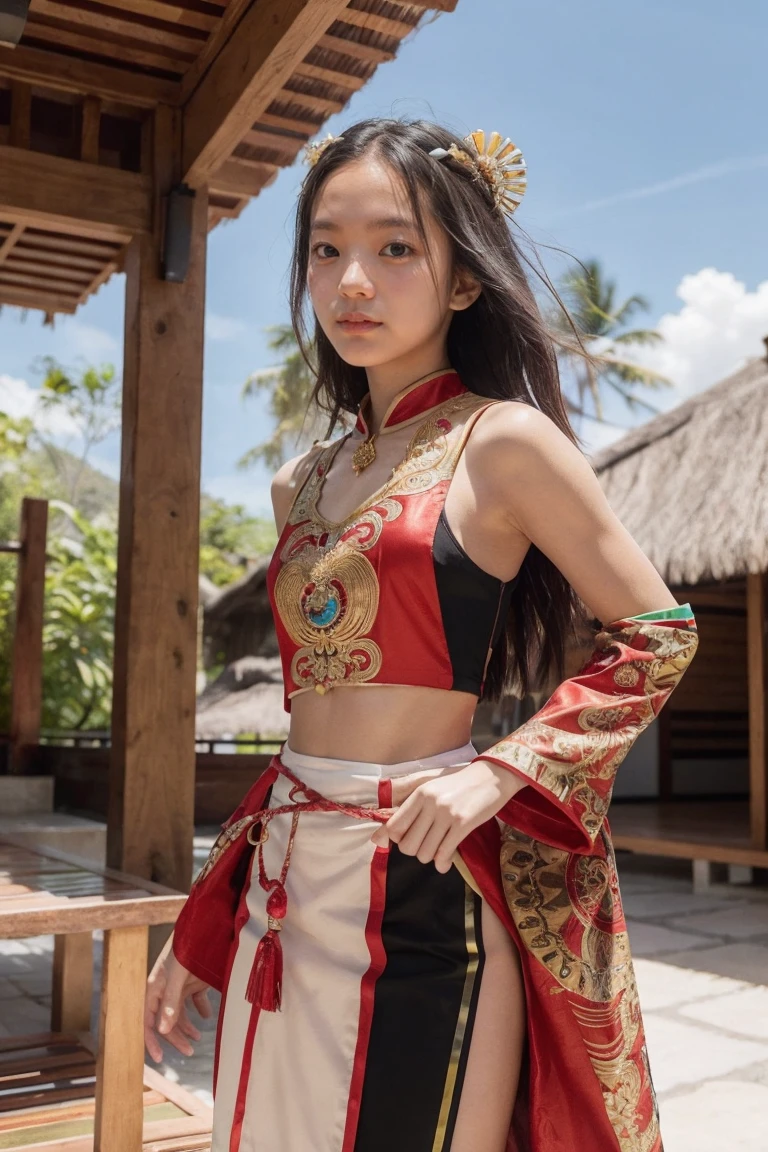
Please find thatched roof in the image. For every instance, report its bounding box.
[204,556,271,619]
[592,356,768,586]
[196,655,288,739]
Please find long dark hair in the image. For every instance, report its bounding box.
[289,117,585,699]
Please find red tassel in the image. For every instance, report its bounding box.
[246,925,283,1011]
[246,882,288,1011]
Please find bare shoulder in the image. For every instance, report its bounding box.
[271,442,328,531]
[466,398,594,485]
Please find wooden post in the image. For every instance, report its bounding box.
[108,106,206,928]
[81,96,102,165]
[9,82,31,150]
[10,497,48,774]
[52,931,94,1032]
[747,572,768,850]
[94,924,148,1152]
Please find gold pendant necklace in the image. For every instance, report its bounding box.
[351,435,377,475]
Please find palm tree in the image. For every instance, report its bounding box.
[553,259,669,422]
[237,325,328,472]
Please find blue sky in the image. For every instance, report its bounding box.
[1,0,767,517]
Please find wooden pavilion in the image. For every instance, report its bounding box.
[592,351,768,873]
[0,0,459,905]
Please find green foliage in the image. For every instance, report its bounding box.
[0,411,40,729]
[39,502,117,731]
[35,357,121,506]
[553,259,670,422]
[199,495,277,586]
[238,325,326,471]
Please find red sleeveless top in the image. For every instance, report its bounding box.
[267,370,517,710]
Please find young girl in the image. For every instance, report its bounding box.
[144,118,698,1152]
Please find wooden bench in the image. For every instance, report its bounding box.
[0,837,212,1151]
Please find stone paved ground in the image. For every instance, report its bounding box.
[2,843,767,1149]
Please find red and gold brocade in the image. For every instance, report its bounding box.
[458,608,698,1151]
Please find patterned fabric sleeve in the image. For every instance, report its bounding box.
[477,604,698,853]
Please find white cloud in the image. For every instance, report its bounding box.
[628,269,768,400]
[206,314,248,342]
[0,374,81,439]
[62,322,120,362]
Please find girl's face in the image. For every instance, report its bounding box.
[307,156,479,371]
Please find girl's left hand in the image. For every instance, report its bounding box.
[370,758,526,873]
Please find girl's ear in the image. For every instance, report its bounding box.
[449,265,482,312]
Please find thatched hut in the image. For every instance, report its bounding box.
[196,560,287,739]
[592,350,768,870]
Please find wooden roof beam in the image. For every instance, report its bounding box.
[181,0,351,188]
[0,44,178,106]
[0,145,151,238]
[0,281,78,313]
[209,159,279,199]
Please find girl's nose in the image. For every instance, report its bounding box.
[338,260,374,296]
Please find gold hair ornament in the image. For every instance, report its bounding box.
[303,133,344,168]
[429,130,527,217]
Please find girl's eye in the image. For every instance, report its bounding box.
[382,242,412,258]
[312,243,338,259]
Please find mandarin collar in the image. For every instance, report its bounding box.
[354,369,467,438]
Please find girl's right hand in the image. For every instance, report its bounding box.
[144,932,213,1063]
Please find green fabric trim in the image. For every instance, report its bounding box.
[628,604,693,623]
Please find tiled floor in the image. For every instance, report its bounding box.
[2,846,767,1148]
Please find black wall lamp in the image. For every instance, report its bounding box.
[162,184,196,283]
[0,0,30,47]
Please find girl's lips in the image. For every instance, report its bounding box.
[337,319,382,333]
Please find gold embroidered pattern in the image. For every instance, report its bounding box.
[274,394,492,695]
[500,829,660,1151]
[275,543,382,694]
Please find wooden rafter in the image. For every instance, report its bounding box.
[181,0,351,187]
[259,109,324,135]
[95,0,219,35]
[209,159,278,199]
[277,86,346,115]
[335,8,418,37]
[23,19,197,75]
[317,32,395,64]
[14,229,123,260]
[0,43,178,106]
[28,0,209,55]
[0,145,151,237]
[292,60,367,91]
[0,222,23,267]
[0,282,79,312]
[241,127,305,156]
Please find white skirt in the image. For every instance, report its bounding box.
[211,741,487,1152]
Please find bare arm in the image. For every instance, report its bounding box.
[477,401,676,622]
